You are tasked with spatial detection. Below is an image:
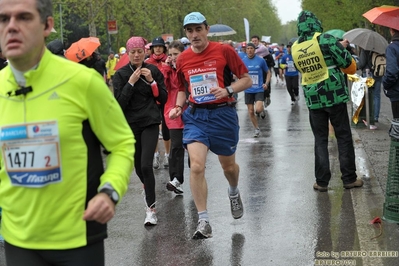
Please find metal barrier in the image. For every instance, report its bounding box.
[383,137,399,223]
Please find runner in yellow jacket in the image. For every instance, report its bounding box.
[0,0,135,264]
[106,51,119,82]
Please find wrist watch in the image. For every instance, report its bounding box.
[100,188,119,205]
[226,86,234,97]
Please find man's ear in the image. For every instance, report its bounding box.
[43,17,55,36]
[44,16,52,30]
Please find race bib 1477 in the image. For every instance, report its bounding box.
[1,121,62,188]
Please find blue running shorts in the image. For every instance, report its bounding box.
[182,105,239,156]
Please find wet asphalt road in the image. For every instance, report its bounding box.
[1,77,399,266]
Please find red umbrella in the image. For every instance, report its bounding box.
[64,37,101,62]
[363,6,399,31]
[114,53,129,70]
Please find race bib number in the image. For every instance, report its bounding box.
[190,71,218,103]
[250,75,259,86]
[287,61,296,72]
[1,121,62,187]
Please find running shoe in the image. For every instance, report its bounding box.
[291,101,295,105]
[163,154,169,168]
[153,154,160,169]
[260,111,266,119]
[228,190,244,219]
[167,177,184,194]
[253,128,260,138]
[265,97,271,107]
[192,219,212,239]
[144,206,157,226]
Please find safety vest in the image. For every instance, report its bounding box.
[292,33,329,85]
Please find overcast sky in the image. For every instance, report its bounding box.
[276,0,302,24]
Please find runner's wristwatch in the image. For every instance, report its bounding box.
[226,86,234,97]
[99,188,119,205]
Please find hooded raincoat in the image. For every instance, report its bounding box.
[293,11,353,110]
[291,11,358,188]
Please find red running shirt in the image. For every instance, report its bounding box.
[176,42,248,104]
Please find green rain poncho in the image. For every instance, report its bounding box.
[293,11,353,110]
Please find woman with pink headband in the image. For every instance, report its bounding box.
[112,36,168,226]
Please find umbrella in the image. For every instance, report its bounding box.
[64,37,101,63]
[114,53,129,70]
[325,29,346,40]
[343,28,388,54]
[363,6,399,31]
[289,37,298,44]
[207,24,237,37]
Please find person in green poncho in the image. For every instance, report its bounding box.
[292,10,363,192]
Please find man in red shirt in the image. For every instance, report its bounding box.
[169,12,252,239]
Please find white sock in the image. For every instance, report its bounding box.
[198,210,209,222]
[229,186,239,196]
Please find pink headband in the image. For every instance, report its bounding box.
[126,37,147,51]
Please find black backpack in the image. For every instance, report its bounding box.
[264,54,275,68]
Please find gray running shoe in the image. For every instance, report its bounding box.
[153,155,160,169]
[229,190,244,219]
[260,111,266,119]
[253,128,260,138]
[266,97,271,107]
[163,154,169,168]
[192,220,212,239]
[166,177,183,194]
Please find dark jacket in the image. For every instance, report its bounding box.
[80,53,107,77]
[357,49,372,72]
[47,39,65,57]
[293,11,353,110]
[113,62,167,128]
[382,34,399,102]
[93,57,107,77]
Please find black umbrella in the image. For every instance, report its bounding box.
[289,37,298,44]
[207,24,237,37]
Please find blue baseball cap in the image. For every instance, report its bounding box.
[183,12,207,27]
